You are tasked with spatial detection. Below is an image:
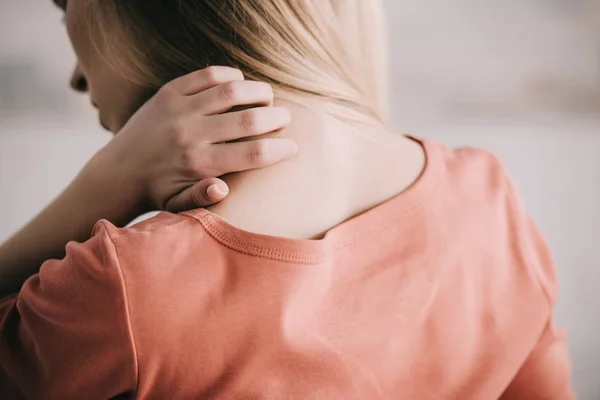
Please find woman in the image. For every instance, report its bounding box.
[0,0,574,399]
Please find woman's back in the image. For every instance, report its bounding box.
[0,137,573,399]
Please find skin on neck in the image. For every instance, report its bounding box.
[208,99,426,239]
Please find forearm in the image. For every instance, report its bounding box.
[0,167,144,297]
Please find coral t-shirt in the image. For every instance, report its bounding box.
[0,137,574,399]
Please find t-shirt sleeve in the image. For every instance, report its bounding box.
[500,179,576,399]
[0,222,138,400]
[501,320,574,399]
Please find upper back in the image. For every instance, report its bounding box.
[105,137,557,398]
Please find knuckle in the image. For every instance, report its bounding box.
[240,110,260,133]
[247,141,267,165]
[167,122,189,147]
[159,82,178,98]
[190,185,209,207]
[201,66,221,85]
[182,149,212,177]
[221,81,241,102]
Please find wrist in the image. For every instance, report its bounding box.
[75,151,148,226]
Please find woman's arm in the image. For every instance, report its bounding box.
[0,67,295,297]
[0,223,138,399]
[500,175,575,399]
[500,321,574,399]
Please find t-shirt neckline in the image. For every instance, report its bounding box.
[182,135,441,264]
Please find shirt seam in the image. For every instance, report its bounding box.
[523,220,554,309]
[503,173,554,309]
[187,203,423,263]
[101,222,141,396]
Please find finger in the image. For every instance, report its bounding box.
[202,107,291,144]
[165,66,245,96]
[204,138,298,176]
[165,178,230,213]
[191,81,274,115]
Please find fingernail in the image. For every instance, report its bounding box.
[207,183,228,198]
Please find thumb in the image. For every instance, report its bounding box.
[164,178,229,213]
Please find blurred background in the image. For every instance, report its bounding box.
[1,0,599,397]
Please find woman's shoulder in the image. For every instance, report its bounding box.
[92,210,221,280]
[423,138,508,184]
[420,138,520,210]
[424,138,559,306]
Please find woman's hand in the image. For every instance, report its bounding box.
[0,67,296,296]
[86,66,296,213]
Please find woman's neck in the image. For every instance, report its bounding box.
[208,100,425,239]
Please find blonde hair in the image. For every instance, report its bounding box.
[90,0,389,125]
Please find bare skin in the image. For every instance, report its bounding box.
[211,100,426,239]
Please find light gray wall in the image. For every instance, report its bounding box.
[0,0,599,397]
